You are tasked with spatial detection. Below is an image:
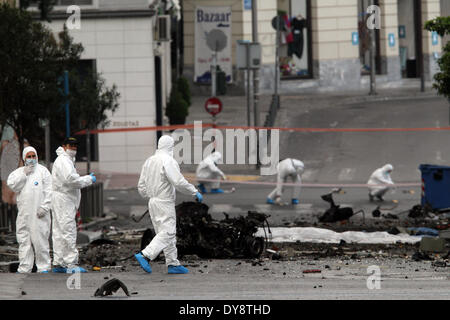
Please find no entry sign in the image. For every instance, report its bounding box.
[205,97,223,116]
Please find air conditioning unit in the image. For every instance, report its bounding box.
[155,15,171,41]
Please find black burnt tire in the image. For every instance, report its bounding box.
[245,237,265,258]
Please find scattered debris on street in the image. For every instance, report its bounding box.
[94,278,130,297]
[140,202,271,259]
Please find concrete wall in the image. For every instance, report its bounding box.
[379,0,401,80]
[422,0,442,81]
[44,17,157,174]
[310,0,360,89]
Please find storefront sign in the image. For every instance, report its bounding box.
[195,6,232,84]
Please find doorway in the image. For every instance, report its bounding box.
[277,0,312,79]
[358,0,381,75]
[397,0,422,78]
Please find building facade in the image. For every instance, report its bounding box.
[182,0,444,94]
[28,0,176,174]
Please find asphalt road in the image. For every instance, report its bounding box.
[101,95,449,229]
[279,95,450,183]
[1,258,449,300]
[1,94,449,302]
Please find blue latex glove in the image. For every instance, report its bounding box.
[90,173,96,183]
[195,192,203,203]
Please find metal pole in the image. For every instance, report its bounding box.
[252,0,260,166]
[86,127,91,174]
[247,43,251,127]
[252,0,259,128]
[45,120,50,170]
[64,70,70,137]
[369,2,377,96]
[275,15,280,97]
[416,0,425,92]
[211,49,217,97]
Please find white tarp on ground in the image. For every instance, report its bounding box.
[256,227,422,244]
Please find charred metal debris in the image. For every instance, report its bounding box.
[141,202,272,259]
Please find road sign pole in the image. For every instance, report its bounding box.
[64,70,70,137]
[246,43,251,127]
[369,0,377,96]
[275,15,280,98]
[211,49,217,97]
[252,0,260,129]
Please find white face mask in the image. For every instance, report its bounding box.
[66,149,77,159]
[25,159,37,166]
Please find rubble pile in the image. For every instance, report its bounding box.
[174,202,270,259]
[78,240,139,270]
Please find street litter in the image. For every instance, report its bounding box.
[412,251,433,261]
[432,261,447,267]
[381,213,399,220]
[319,191,365,223]
[255,227,423,244]
[140,202,271,259]
[94,278,130,297]
[419,237,446,253]
[303,269,321,274]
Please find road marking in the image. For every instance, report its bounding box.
[436,151,443,162]
[338,168,356,181]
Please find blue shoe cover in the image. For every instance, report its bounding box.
[135,253,152,273]
[266,198,275,204]
[292,199,299,205]
[67,266,87,273]
[197,184,206,194]
[168,265,189,274]
[210,188,224,194]
[52,267,67,273]
[39,270,49,273]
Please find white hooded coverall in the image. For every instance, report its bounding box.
[138,136,198,266]
[367,164,394,198]
[196,152,226,190]
[7,147,52,273]
[51,147,93,268]
[268,159,305,201]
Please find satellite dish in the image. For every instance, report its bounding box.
[206,29,227,52]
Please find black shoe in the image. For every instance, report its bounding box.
[376,196,384,202]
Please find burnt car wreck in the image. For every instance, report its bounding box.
[140,202,271,259]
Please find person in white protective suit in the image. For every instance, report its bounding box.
[267,158,305,205]
[135,135,203,274]
[367,164,395,202]
[196,151,227,194]
[7,147,52,273]
[51,137,96,273]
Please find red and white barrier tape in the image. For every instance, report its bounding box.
[192,178,420,189]
[75,123,450,135]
